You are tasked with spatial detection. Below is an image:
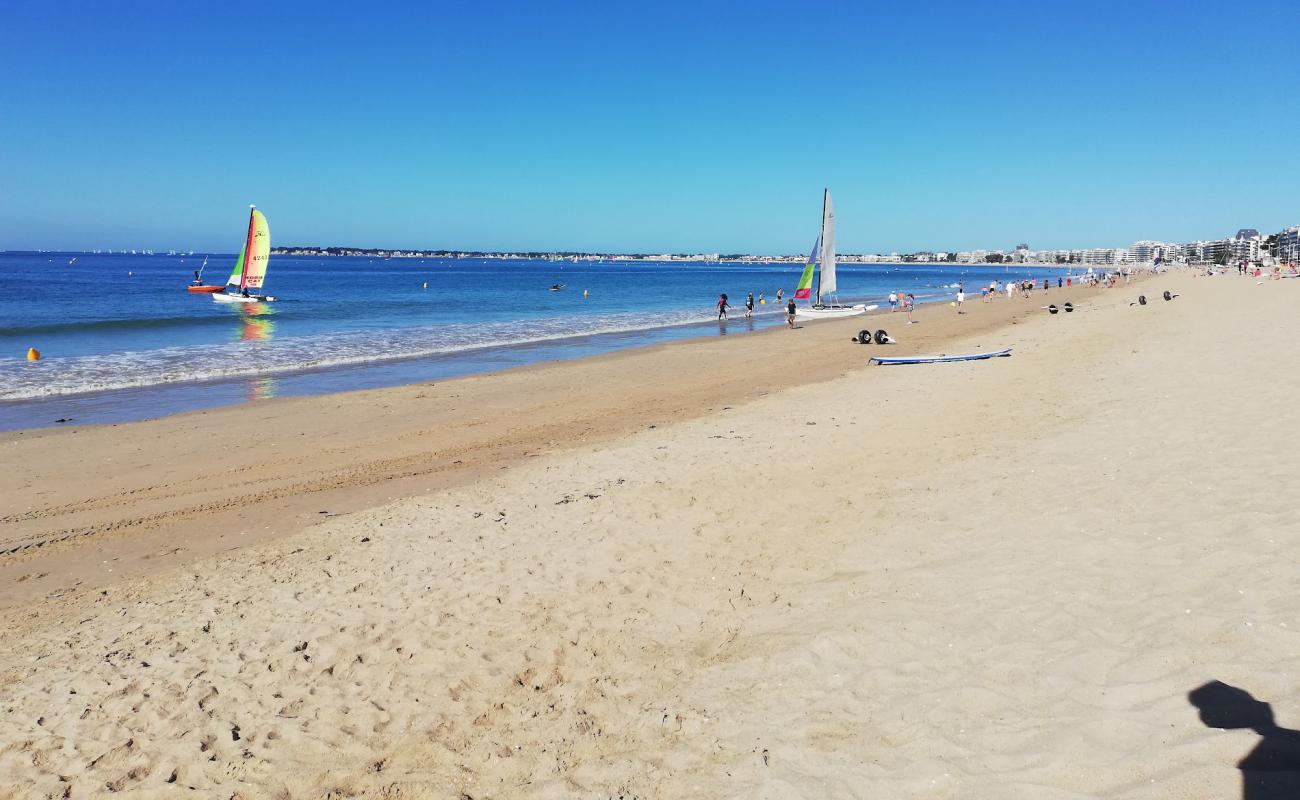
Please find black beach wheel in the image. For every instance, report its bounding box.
[874,329,889,344]
[1048,304,1058,314]
[1138,295,1147,305]
[1063,302,1074,312]
[858,329,872,344]
[1162,290,1172,301]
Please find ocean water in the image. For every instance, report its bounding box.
[0,252,1073,430]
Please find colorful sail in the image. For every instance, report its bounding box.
[795,237,818,299]
[226,207,271,290]
[226,243,247,287]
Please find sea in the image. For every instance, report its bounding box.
[0,252,1077,431]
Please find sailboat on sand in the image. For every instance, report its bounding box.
[213,205,276,303]
[795,189,866,319]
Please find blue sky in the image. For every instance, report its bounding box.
[1,0,1295,253]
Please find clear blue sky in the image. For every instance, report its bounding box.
[2,1,1295,254]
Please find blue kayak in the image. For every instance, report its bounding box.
[871,347,1012,365]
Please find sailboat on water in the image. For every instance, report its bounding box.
[213,205,276,303]
[795,189,866,319]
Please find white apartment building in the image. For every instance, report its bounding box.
[1276,226,1300,261]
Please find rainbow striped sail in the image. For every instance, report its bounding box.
[226,207,271,290]
[795,237,818,299]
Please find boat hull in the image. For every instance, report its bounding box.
[212,292,275,304]
[796,304,868,319]
[187,285,226,294]
[871,348,1013,365]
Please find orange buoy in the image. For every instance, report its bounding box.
[27,347,40,361]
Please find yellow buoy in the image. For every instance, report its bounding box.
[583,289,589,298]
[27,347,41,361]
[760,298,765,305]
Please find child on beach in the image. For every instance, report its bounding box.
[786,299,797,327]
[718,293,729,319]
[745,293,754,317]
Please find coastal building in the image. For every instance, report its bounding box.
[1276,226,1300,262]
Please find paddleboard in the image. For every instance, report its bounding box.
[871,347,1012,365]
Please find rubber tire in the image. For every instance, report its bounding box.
[1063,302,1073,312]
[1162,290,1172,301]
[874,329,889,345]
[858,330,872,344]
[1048,305,1058,314]
[1138,295,1147,305]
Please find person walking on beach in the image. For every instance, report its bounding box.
[956,284,965,314]
[786,298,797,328]
[718,293,729,319]
[889,291,898,312]
[745,293,754,317]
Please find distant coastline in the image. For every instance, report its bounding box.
[269,246,1070,267]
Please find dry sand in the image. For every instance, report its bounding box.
[2,273,1297,798]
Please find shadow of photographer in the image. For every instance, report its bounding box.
[1189,681,1300,799]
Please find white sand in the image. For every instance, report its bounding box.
[1,273,1297,798]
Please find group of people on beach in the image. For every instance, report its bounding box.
[716,289,800,328]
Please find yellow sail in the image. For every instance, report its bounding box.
[243,209,271,289]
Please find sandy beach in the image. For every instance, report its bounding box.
[2,273,1298,798]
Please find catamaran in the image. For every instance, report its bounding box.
[213,205,276,303]
[795,189,866,319]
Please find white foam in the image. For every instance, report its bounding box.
[0,309,780,400]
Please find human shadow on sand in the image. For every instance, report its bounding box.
[1189,681,1300,799]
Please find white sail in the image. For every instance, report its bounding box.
[819,189,837,299]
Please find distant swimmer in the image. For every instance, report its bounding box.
[548,283,565,291]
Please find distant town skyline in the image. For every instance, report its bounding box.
[2,1,1297,253]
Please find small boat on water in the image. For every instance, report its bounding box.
[187,256,226,293]
[213,206,276,303]
[795,189,866,319]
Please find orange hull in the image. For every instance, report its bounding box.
[187,285,226,294]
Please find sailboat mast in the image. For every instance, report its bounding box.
[240,205,257,291]
[815,188,827,305]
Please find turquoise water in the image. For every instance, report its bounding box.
[0,252,1071,429]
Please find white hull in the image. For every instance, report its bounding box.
[797,304,868,319]
[213,291,275,304]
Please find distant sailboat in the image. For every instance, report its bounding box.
[795,189,866,319]
[213,205,276,303]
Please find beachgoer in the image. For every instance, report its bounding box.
[889,291,898,311]
[786,298,796,327]
[1057,276,1063,288]
[718,293,729,319]
[956,285,965,313]
[906,293,916,323]
[1006,282,1014,299]
[745,293,754,317]
[776,288,784,303]
[980,286,988,303]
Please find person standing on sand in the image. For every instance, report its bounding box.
[786,298,797,327]
[718,293,729,319]
[906,293,916,323]
[889,291,898,311]
[956,284,965,314]
[745,293,754,317]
